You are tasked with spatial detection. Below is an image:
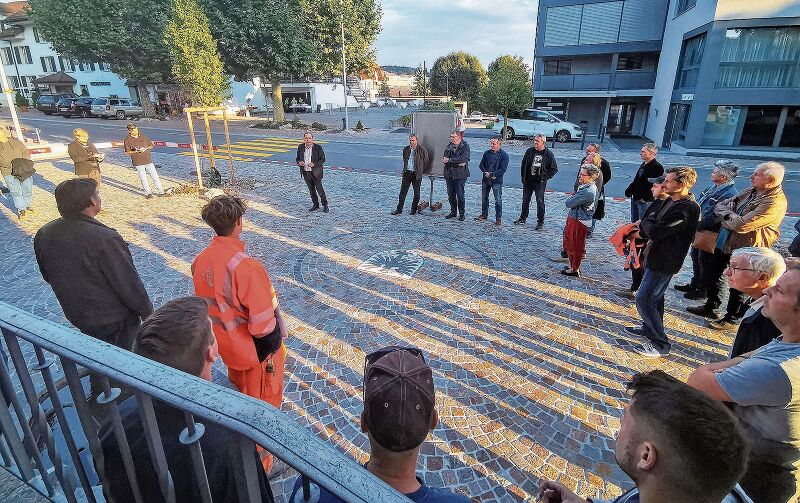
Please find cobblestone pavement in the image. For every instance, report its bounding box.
[1,151,797,502]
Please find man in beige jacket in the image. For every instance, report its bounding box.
[687,161,787,330]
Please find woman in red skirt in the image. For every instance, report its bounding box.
[562,164,600,277]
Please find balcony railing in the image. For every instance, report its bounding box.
[539,71,656,92]
[0,301,408,503]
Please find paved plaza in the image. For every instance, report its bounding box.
[1,150,797,502]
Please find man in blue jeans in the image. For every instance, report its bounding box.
[515,134,558,230]
[625,167,700,358]
[442,131,470,221]
[0,127,33,218]
[625,143,664,222]
[475,137,508,225]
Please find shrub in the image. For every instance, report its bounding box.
[311,122,327,131]
[399,114,412,127]
[354,120,365,131]
[15,93,30,108]
[422,100,455,111]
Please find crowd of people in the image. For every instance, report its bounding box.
[2,126,799,503]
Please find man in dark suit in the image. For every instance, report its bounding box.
[514,134,558,230]
[391,134,430,215]
[724,247,785,358]
[625,143,664,222]
[296,132,328,213]
[442,130,471,221]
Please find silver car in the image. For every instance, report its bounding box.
[91,97,144,119]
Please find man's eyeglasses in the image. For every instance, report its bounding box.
[727,265,755,273]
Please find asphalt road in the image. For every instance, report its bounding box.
[7,111,799,213]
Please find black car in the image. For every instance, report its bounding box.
[57,97,95,118]
[36,93,77,115]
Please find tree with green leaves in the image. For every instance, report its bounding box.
[202,0,315,122]
[302,0,382,77]
[29,0,171,116]
[480,55,531,139]
[164,0,229,107]
[429,52,487,101]
[412,64,430,96]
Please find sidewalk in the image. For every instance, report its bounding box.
[1,151,797,502]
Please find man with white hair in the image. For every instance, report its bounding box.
[676,160,740,299]
[724,247,785,358]
[624,143,663,222]
[687,162,788,330]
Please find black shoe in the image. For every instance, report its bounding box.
[513,218,525,225]
[323,206,329,213]
[686,305,718,319]
[560,269,580,277]
[624,326,646,337]
[683,290,707,300]
[308,205,319,212]
[615,289,637,299]
[458,215,465,221]
[410,209,417,215]
[707,317,739,331]
[474,215,487,221]
[534,222,544,231]
[445,213,456,219]
[674,283,694,293]
[391,209,402,215]
[495,219,501,226]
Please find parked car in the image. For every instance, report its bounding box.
[492,108,584,142]
[57,97,96,118]
[91,97,144,119]
[287,103,312,113]
[36,93,77,115]
[463,111,488,122]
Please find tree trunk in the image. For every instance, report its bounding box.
[271,78,285,123]
[136,82,158,117]
[502,107,509,140]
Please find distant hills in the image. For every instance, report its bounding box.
[381,65,417,75]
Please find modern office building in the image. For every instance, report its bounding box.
[533,0,800,153]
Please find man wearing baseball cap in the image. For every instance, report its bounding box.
[289,346,470,502]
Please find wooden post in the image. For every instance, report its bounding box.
[223,109,235,184]
[186,110,204,190]
[202,111,217,176]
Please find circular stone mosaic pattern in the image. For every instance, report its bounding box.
[293,229,496,309]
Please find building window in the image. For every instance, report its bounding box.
[80,84,89,96]
[671,104,692,142]
[715,27,800,89]
[543,60,572,75]
[780,107,800,148]
[59,56,76,72]
[87,62,96,71]
[675,33,705,89]
[617,55,643,71]
[14,46,32,65]
[740,106,783,146]
[1,47,13,66]
[90,81,111,86]
[40,56,56,73]
[97,62,111,71]
[675,0,696,16]
[9,76,19,89]
[33,28,41,43]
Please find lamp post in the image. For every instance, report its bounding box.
[340,14,349,130]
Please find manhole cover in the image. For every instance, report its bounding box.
[357,250,424,278]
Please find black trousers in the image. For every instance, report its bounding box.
[303,170,327,207]
[80,313,141,398]
[397,170,421,212]
[688,248,714,291]
[631,266,645,292]
[704,249,747,318]
[520,179,546,224]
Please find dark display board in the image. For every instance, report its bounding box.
[412,111,457,178]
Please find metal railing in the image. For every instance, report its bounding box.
[0,302,407,503]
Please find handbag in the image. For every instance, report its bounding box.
[11,158,35,182]
[692,229,719,253]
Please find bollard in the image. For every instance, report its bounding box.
[551,135,556,149]
[342,118,346,130]
[580,129,587,151]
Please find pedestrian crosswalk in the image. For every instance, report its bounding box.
[179,136,327,163]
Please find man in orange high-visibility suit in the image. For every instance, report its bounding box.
[192,194,288,474]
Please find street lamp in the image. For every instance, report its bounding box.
[340,14,349,130]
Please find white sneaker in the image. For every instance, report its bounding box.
[635,341,669,358]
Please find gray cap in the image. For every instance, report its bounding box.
[648,175,666,184]
[713,159,739,180]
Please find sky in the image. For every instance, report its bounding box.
[375,0,539,71]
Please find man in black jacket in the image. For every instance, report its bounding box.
[34,178,153,390]
[625,143,664,222]
[442,130,470,221]
[295,132,328,213]
[625,167,700,358]
[515,134,557,230]
[392,134,430,215]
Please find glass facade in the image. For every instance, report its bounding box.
[675,34,705,89]
[702,105,799,148]
[716,27,800,89]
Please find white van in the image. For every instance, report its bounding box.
[492,108,584,142]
